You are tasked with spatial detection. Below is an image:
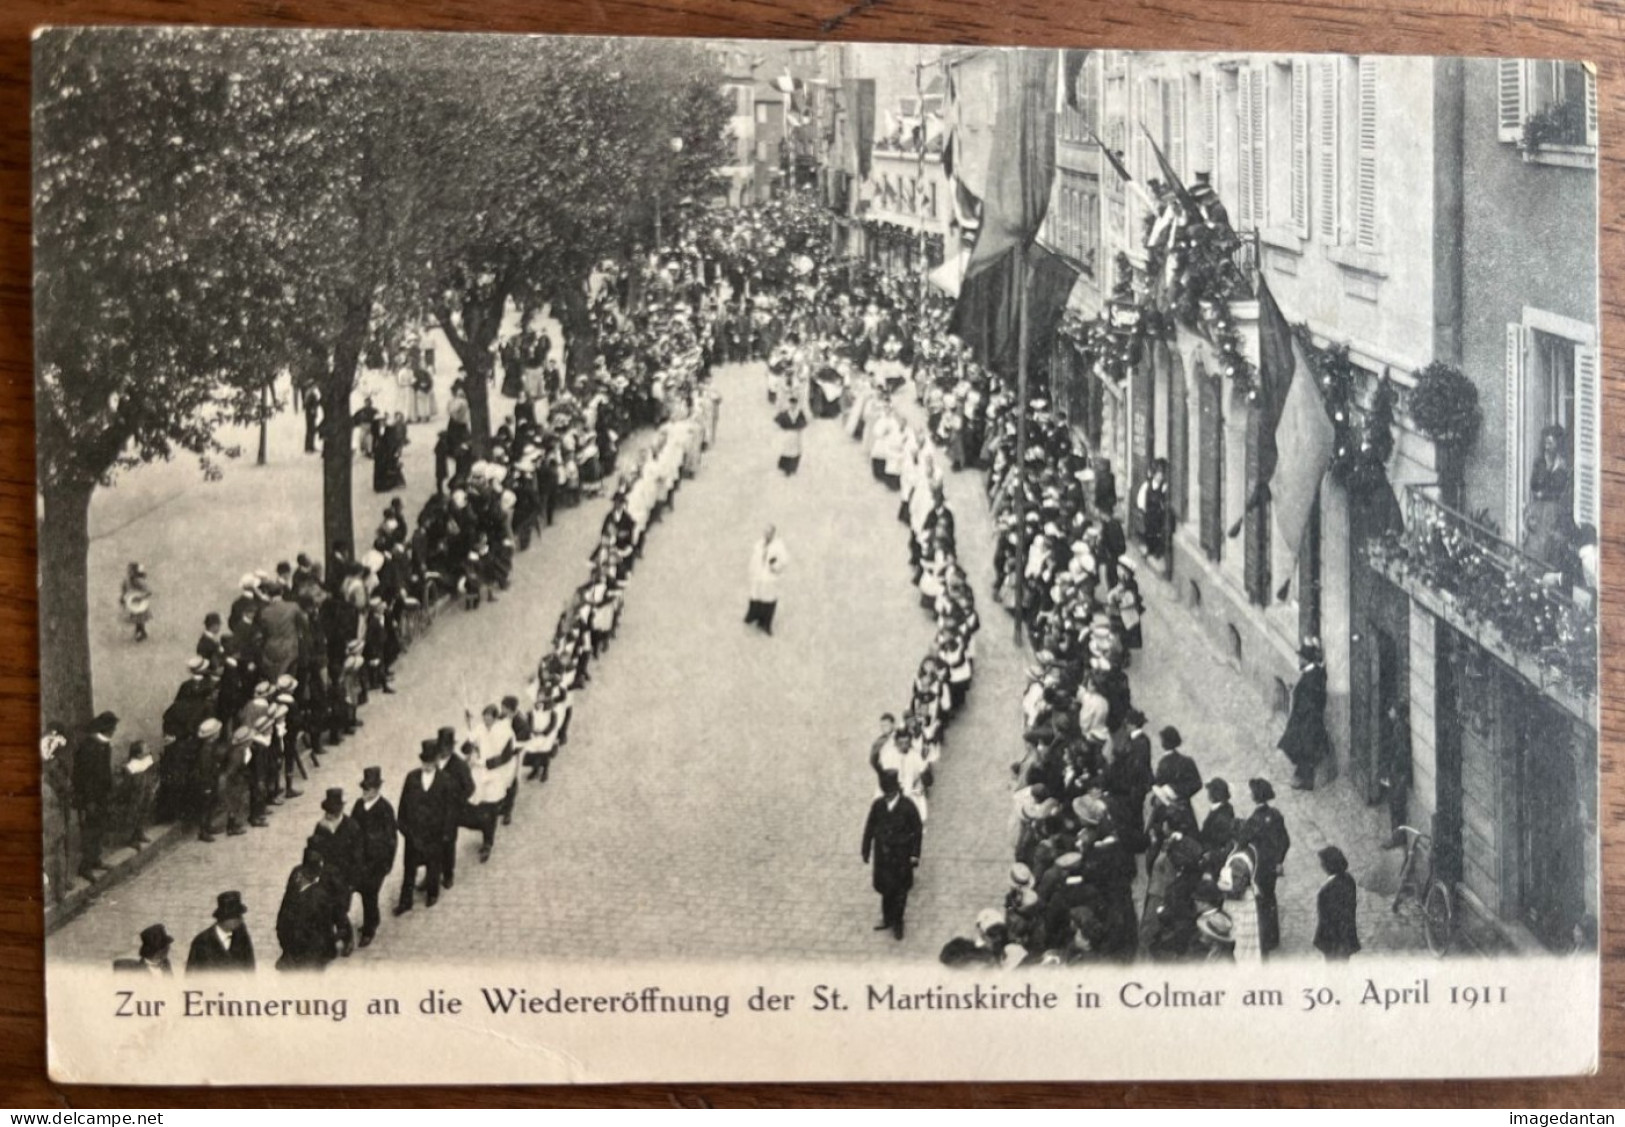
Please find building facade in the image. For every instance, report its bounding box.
[1045,50,1598,950]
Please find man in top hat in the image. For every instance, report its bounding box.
[114,924,175,975]
[186,891,255,972]
[433,727,474,888]
[309,787,363,911]
[861,769,923,941]
[71,711,119,881]
[350,767,397,947]
[276,848,353,971]
[396,740,455,915]
[1280,642,1332,790]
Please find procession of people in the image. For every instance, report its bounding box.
[65,190,1358,973]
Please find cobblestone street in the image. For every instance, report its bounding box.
[53,361,1421,967]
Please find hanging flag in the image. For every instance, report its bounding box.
[1025,243,1081,359]
[960,48,1059,281]
[852,78,877,180]
[1238,276,1336,562]
[1062,49,1089,111]
[1142,125,1197,214]
[1091,127,1128,182]
[942,130,955,179]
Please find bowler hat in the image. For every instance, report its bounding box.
[138,924,173,959]
[212,891,247,921]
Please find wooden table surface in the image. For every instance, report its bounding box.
[0,0,1620,1108]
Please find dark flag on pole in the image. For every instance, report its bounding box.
[1090,126,1132,185]
[1143,125,1197,213]
[959,48,1058,281]
[1062,49,1089,111]
[1228,276,1336,572]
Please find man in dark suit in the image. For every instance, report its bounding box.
[72,711,118,881]
[348,767,396,947]
[276,848,353,971]
[308,787,363,913]
[434,726,474,890]
[186,891,255,972]
[396,741,454,915]
[861,770,923,941]
[113,924,174,975]
[1199,777,1237,875]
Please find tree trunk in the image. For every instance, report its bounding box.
[39,477,96,730]
[322,298,370,567]
[436,291,504,453]
[558,281,596,383]
[257,382,270,466]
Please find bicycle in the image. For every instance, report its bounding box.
[1388,824,1455,956]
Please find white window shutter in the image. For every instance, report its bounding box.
[1585,63,1599,148]
[1498,58,1526,143]
[1575,343,1599,529]
[1291,60,1310,238]
[1355,57,1378,251]
[1238,67,1255,229]
[1170,76,1187,178]
[1250,67,1268,231]
[1505,323,1526,536]
[1317,58,1340,243]
[1203,71,1219,178]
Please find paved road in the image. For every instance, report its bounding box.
[54,359,1417,966]
[51,362,1025,966]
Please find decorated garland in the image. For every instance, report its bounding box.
[1298,327,1397,501]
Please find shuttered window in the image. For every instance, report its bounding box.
[1355,56,1378,251]
[1498,58,1526,143]
[1250,68,1267,230]
[1585,63,1599,148]
[1291,60,1310,238]
[1238,67,1256,229]
[1317,58,1340,242]
[1168,75,1187,179]
[1203,72,1219,179]
[1574,344,1599,530]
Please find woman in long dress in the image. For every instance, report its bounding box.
[1218,846,1264,963]
[1525,424,1573,570]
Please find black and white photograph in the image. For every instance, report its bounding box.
[33,28,1600,1083]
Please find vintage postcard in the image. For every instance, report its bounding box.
[34,27,1600,1084]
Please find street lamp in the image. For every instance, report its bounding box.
[656,136,684,250]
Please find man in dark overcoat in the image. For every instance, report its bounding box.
[1279,643,1332,790]
[186,890,256,972]
[396,740,454,914]
[72,711,118,880]
[350,766,397,946]
[861,770,923,941]
[275,849,353,971]
[434,726,474,889]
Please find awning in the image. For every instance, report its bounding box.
[928,245,970,297]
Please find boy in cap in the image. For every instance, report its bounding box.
[186,891,255,972]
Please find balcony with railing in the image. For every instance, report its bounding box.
[1364,484,1598,722]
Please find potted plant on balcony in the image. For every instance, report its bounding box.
[1409,361,1480,507]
